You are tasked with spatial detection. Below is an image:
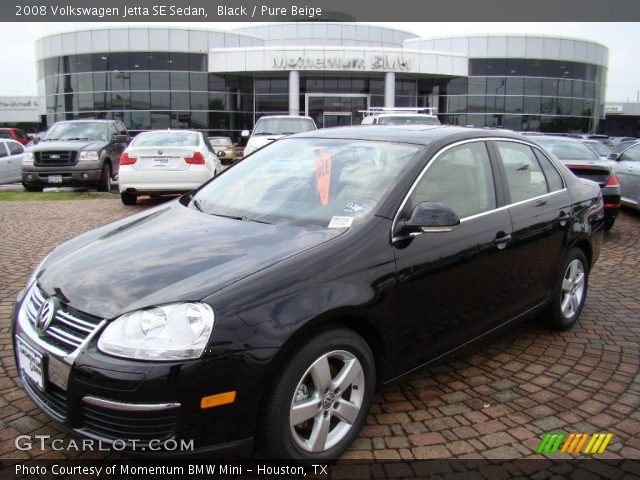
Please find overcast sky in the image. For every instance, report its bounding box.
[0,22,638,102]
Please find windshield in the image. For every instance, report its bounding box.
[131,132,199,147]
[42,122,108,141]
[377,116,440,125]
[192,138,421,227]
[537,139,599,161]
[585,142,611,156]
[253,118,316,136]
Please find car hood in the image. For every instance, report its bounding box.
[37,202,344,319]
[31,139,106,151]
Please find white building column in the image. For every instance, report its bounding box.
[289,70,300,116]
[384,72,395,109]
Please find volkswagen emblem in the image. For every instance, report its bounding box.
[36,299,56,334]
[50,154,60,159]
[158,150,163,155]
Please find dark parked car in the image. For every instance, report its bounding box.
[13,126,604,460]
[534,136,621,230]
[21,120,129,192]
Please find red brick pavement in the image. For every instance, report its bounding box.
[0,196,638,460]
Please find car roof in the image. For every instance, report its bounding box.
[53,119,119,124]
[138,129,200,135]
[257,115,314,120]
[533,135,584,144]
[289,125,529,146]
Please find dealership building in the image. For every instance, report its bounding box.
[23,24,610,139]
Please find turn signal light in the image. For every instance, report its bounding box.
[120,153,137,165]
[185,152,206,164]
[200,391,236,409]
[604,173,619,187]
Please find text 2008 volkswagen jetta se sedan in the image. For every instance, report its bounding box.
[13,126,604,460]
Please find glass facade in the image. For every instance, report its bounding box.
[39,52,254,141]
[436,58,606,132]
[37,44,607,138]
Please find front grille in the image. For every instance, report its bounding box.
[34,151,77,166]
[25,285,103,355]
[80,403,179,444]
[22,376,68,421]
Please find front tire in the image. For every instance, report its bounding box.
[260,328,375,460]
[542,248,589,330]
[97,163,112,192]
[22,183,43,192]
[120,191,137,205]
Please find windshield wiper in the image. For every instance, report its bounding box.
[64,137,92,141]
[244,218,273,225]
[192,199,204,212]
[209,212,244,221]
[253,132,276,136]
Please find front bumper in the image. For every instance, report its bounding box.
[22,164,103,187]
[12,285,271,456]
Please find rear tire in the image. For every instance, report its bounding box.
[120,191,137,205]
[22,183,43,192]
[97,163,112,192]
[541,248,589,330]
[604,217,616,231]
[260,327,375,460]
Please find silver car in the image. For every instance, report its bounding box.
[610,143,640,210]
[0,139,25,185]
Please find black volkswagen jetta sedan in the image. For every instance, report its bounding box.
[13,126,604,460]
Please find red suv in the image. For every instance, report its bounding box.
[0,128,31,146]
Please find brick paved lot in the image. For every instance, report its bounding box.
[0,196,638,460]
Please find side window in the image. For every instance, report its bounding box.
[116,122,127,135]
[18,130,30,140]
[620,144,640,162]
[109,124,118,139]
[7,141,23,155]
[534,148,564,192]
[495,141,549,203]
[0,142,7,158]
[408,142,497,219]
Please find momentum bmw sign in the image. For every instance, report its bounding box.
[271,55,413,71]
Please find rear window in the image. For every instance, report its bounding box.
[537,139,599,161]
[209,137,232,145]
[0,131,10,139]
[253,118,316,135]
[131,132,199,147]
[377,116,440,125]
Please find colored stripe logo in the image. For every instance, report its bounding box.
[536,433,613,454]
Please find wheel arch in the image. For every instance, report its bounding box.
[571,237,593,268]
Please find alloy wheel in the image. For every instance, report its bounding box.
[560,259,585,319]
[289,350,365,453]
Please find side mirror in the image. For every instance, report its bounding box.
[32,137,40,145]
[608,152,619,161]
[241,130,250,138]
[404,202,460,233]
[216,150,226,158]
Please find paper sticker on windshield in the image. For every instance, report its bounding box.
[344,202,365,214]
[328,216,353,229]
[314,153,332,205]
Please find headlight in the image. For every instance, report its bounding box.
[26,253,50,288]
[78,151,99,161]
[23,152,35,165]
[97,303,214,361]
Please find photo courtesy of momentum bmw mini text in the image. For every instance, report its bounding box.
[0,0,639,479]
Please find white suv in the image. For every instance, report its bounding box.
[360,108,440,126]
[241,116,317,156]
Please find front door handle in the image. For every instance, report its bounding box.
[493,232,512,250]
